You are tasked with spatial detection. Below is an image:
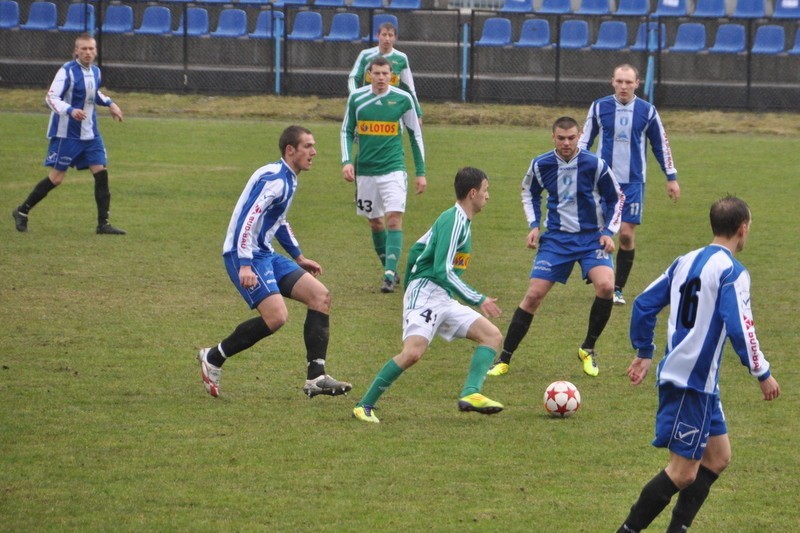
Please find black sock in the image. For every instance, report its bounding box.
[615,248,636,291]
[93,169,111,225]
[304,309,329,379]
[621,469,680,532]
[582,296,613,350]
[210,316,273,366]
[20,177,57,214]
[667,466,719,532]
[499,307,534,364]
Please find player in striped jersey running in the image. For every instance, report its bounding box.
[579,64,680,305]
[618,195,780,533]
[341,57,426,294]
[487,116,624,378]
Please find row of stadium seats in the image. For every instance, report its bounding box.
[476,16,800,54]
[0,1,399,40]
[498,0,800,18]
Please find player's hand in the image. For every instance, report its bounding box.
[296,255,322,277]
[526,228,540,249]
[667,181,680,203]
[109,103,124,122]
[414,176,427,195]
[71,108,86,121]
[238,265,258,289]
[626,357,652,385]
[479,297,501,318]
[760,375,781,401]
[342,164,355,182]
[600,235,616,253]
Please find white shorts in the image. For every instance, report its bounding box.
[402,278,482,343]
[355,171,407,219]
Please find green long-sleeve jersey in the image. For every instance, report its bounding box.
[405,203,485,306]
[347,47,422,117]
[341,85,425,178]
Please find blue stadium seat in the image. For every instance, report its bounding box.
[514,18,550,47]
[287,11,322,40]
[210,8,247,38]
[475,17,512,47]
[708,23,746,53]
[351,0,383,8]
[59,2,94,32]
[773,0,800,18]
[364,13,398,41]
[173,7,209,37]
[101,4,134,34]
[692,0,727,17]
[324,12,360,41]
[135,6,172,35]
[249,10,284,39]
[615,0,649,15]
[576,0,611,15]
[273,0,308,6]
[631,22,667,51]
[653,0,688,17]
[788,27,800,54]
[751,24,785,54]
[239,0,270,4]
[500,0,533,13]
[538,0,572,14]
[591,20,628,50]
[668,22,706,52]
[388,0,421,9]
[19,1,56,31]
[315,0,345,5]
[731,0,766,18]
[0,0,19,29]
[558,19,589,48]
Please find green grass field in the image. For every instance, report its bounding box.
[1,110,798,531]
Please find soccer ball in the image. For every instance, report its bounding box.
[543,380,581,418]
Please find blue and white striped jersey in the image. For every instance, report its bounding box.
[46,60,113,140]
[578,95,677,185]
[522,148,624,237]
[222,159,302,266]
[631,244,772,394]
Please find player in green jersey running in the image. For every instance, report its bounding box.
[348,22,422,120]
[341,56,426,293]
[352,167,504,424]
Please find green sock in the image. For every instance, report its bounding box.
[358,359,404,407]
[384,229,403,278]
[371,229,387,268]
[460,345,497,397]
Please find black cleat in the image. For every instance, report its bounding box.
[380,276,396,293]
[12,208,28,232]
[96,223,127,235]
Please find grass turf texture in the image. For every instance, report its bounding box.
[1,106,798,531]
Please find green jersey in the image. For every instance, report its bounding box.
[348,47,422,116]
[341,85,425,177]
[405,203,485,306]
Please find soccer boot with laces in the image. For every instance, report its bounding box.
[12,208,28,232]
[96,223,127,235]
[613,289,626,305]
[197,348,222,397]
[303,374,353,398]
[457,393,504,415]
[380,271,400,293]
[353,405,380,423]
[578,347,599,377]
[486,362,510,377]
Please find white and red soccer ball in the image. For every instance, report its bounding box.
[543,380,581,417]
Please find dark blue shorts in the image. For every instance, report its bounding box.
[653,382,727,460]
[44,137,107,171]
[224,252,303,310]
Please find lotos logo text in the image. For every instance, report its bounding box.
[358,120,398,136]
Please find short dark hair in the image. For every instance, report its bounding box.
[279,125,312,156]
[710,195,750,238]
[75,32,94,44]
[614,63,640,79]
[552,116,580,132]
[378,22,397,35]
[368,56,391,71]
[454,167,488,200]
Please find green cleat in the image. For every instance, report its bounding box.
[457,393,503,415]
[353,405,380,423]
[486,362,509,377]
[578,347,599,377]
